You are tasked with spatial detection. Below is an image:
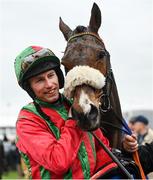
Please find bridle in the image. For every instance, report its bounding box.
[66,31,144,179]
[67,31,127,128]
[67,31,113,113]
[67,31,104,44]
[99,50,113,113]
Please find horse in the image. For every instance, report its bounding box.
[59,2,123,149]
[59,3,146,179]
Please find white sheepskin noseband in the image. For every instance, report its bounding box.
[64,65,105,99]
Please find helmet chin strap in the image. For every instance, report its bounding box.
[23,81,36,100]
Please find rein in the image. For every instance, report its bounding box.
[91,132,133,179]
[99,59,146,179]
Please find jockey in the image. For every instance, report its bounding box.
[14,45,139,179]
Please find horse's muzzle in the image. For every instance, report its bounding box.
[71,105,101,131]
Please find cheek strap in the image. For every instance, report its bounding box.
[23,81,36,99]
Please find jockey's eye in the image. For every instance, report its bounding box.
[97,51,106,59]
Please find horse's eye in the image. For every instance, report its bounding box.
[97,51,106,59]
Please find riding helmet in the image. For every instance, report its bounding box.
[14,46,64,98]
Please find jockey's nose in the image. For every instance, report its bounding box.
[45,78,53,88]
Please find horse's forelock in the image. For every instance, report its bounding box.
[73,26,87,34]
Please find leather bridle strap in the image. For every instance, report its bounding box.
[67,32,104,45]
[100,68,113,113]
[100,50,112,113]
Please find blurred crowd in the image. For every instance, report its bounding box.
[0,134,24,179]
[128,115,153,178]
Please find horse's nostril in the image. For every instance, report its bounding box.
[87,104,98,120]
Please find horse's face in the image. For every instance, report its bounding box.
[60,3,110,131]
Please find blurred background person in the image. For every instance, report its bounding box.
[132,115,153,145]
[2,134,24,178]
[15,147,24,179]
[129,115,153,179]
[3,134,12,172]
[0,139,5,179]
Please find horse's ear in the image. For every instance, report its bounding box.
[89,3,101,33]
[59,17,72,41]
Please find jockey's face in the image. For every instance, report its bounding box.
[29,70,60,103]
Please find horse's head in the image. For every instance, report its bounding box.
[59,3,111,131]
[59,3,109,75]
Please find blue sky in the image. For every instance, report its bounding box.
[0,0,152,126]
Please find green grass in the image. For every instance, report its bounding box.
[2,171,20,179]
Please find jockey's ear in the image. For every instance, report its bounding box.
[89,3,101,33]
[59,17,72,41]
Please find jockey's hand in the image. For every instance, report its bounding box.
[122,133,138,152]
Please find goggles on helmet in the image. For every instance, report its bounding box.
[21,48,55,73]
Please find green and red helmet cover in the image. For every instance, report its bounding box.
[14,46,64,89]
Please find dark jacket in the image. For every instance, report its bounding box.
[139,141,153,174]
[0,140,5,178]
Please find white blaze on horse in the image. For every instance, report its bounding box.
[64,65,105,130]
